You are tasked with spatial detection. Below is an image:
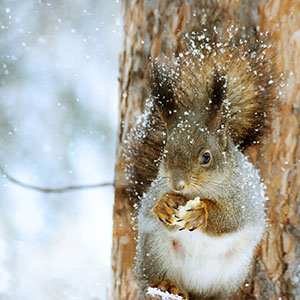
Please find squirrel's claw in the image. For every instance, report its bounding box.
[154,195,208,231]
[149,278,189,299]
[177,201,208,231]
[154,194,188,227]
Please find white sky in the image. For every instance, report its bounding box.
[0,1,122,299]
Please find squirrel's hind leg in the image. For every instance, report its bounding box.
[148,278,189,300]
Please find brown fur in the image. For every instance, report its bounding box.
[128,3,278,300]
[124,9,277,205]
[123,106,166,202]
[151,32,277,150]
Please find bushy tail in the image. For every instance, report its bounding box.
[122,101,166,201]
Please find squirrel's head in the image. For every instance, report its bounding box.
[161,125,232,195]
[149,62,234,195]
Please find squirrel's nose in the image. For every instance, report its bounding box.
[172,179,185,191]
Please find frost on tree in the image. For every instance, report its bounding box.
[112,1,300,300]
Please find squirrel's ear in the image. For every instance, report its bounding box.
[149,62,176,125]
[207,74,229,150]
[207,74,226,129]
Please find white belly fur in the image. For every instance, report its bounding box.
[156,224,262,296]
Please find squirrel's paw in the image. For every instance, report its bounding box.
[153,194,188,226]
[149,278,189,300]
[175,198,208,231]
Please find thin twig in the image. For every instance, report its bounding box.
[0,166,114,194]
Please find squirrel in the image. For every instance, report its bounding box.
[123,8,277,300]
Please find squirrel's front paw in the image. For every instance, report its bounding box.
[176,198,208,231]
[153,194,188,226]
[148,278,189,299]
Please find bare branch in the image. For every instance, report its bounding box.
[0,166,114,194]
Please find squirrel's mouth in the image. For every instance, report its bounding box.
[169,178,218,201]
[161,169,216,199]
[169,184,202,199]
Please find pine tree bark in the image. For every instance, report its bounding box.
[112,1,300,299]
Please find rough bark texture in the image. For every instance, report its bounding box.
[112,1,300,299]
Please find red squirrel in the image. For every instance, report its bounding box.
[124,7,277,300]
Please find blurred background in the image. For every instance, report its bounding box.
[0,0,122,299]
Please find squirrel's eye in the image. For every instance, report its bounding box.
[200,151,211,166]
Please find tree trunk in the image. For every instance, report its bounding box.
[112,1,300,299]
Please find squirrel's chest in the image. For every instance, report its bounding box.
[171,229,247,259]
[164,228,253,294]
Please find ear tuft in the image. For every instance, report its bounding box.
[207,73,227,132]
[206,73,229,150]
[149,61,176,124]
